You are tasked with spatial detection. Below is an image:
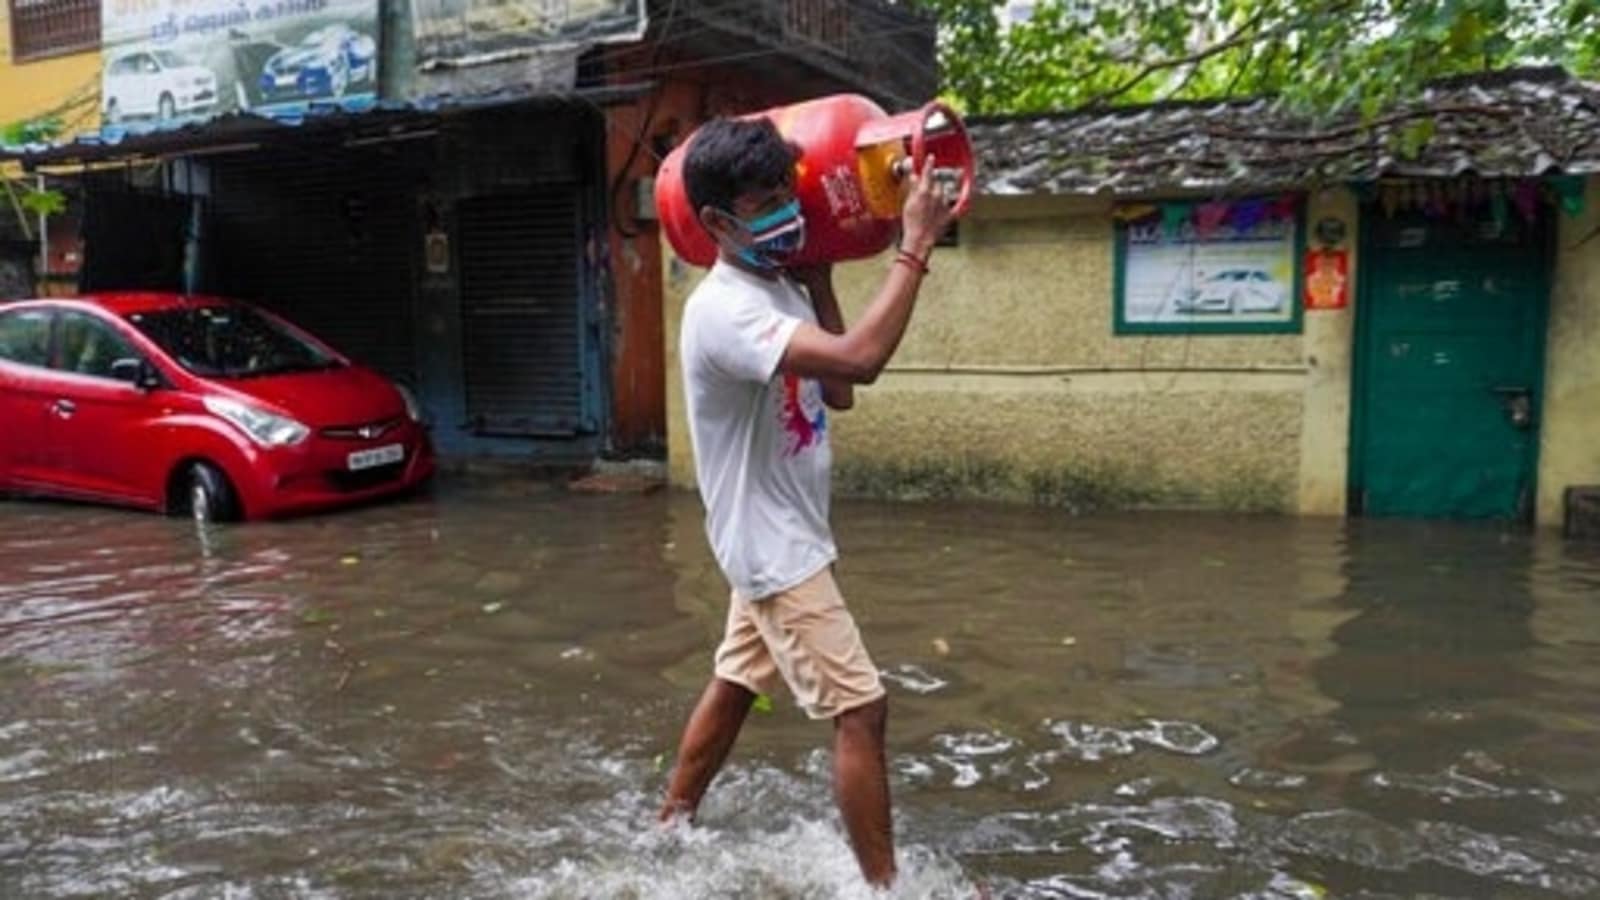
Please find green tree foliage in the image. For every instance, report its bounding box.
[913,0,1600,116]
[2,117,66,239]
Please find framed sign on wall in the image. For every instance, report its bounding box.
[1113,195,1305,335]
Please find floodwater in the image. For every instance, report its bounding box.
[2,481,1599,899]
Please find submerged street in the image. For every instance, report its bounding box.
[2,484,1598,898]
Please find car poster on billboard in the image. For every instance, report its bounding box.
[101,0,380,129]
[411,0,646,70]
[1113,196,1304,334]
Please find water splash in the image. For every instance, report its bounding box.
[482,816,975,900]
[1045,719,1221,761]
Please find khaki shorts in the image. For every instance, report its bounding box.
[714,567,885,720]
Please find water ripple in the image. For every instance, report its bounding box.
[881,663,949,694]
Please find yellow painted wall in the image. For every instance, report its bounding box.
[0,6,101,137]
[1537,176,1600,528]
[666,194,1312,512]
[826,197,1305,510]
[664,251,697,489]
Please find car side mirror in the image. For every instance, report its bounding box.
[111,358,161,390]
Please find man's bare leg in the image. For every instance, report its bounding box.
[833,696,895,887]
[660,678,756,822]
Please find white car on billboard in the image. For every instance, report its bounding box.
[1172,268,1286,314]
[104,50,219,123]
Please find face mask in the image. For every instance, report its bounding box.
[718,199,806,270]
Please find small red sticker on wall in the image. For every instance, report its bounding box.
[1305,248,1349,310]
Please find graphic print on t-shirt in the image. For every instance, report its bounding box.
[780,374,828,456]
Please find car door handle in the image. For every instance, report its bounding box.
[52,399,76,419]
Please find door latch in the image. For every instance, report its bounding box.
[1489,386,1534,430]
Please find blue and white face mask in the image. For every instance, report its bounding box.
[718,199,806,270]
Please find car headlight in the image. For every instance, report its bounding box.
[395,383,425,424]
[204,397,310,447]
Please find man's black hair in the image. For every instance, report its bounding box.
[682,116,799,216]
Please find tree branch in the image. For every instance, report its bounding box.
[1079,0,1364,110]
[1082,8,1273,109]
[1,176,35,241]
[1229,36,1283,99]
[1083,3,1325,109]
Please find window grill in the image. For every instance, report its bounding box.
[9,0,100,63]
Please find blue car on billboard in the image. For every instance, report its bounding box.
[258,25,376,103]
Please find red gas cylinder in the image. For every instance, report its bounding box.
[655,94,974,268]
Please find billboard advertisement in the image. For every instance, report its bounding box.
[101,0,380,127]
[411,0,645,70]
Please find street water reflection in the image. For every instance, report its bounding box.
[2,481,1598,898]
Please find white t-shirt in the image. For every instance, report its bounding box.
[680,261,836,601]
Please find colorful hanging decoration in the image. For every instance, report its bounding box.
[1230,198,1268,232]
[1194,201,1231,237]
[1380,183,1403,218]
[1112,203,1159,223]
[1347,181,1379,204]
[1488,183,1509,235]
[1550,176,1587,217]
[1432,182,1453,218]
[1512,180,1541,223]
[1269,193,1298,221]
[1409,181,1429,214]
[1358,175,1585,230]
[1451,180,1478,224]
[1161,201,1194,236]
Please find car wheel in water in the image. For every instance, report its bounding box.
[159,93,176,120]
[186,462,241,524]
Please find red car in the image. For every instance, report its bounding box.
[0,292,435,521]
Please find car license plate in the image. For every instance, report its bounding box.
[348,444,403,471]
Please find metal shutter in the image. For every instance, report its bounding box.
[457,187,582,437]
[79,190,190,293]
[207,145,422,384]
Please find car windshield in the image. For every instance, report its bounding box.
[126,305,340,378]
[152,51,185,68]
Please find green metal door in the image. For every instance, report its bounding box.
[1351,212,1549,520]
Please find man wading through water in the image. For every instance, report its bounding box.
[659,115,956,888]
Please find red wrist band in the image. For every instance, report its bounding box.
[894,248,930,275]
